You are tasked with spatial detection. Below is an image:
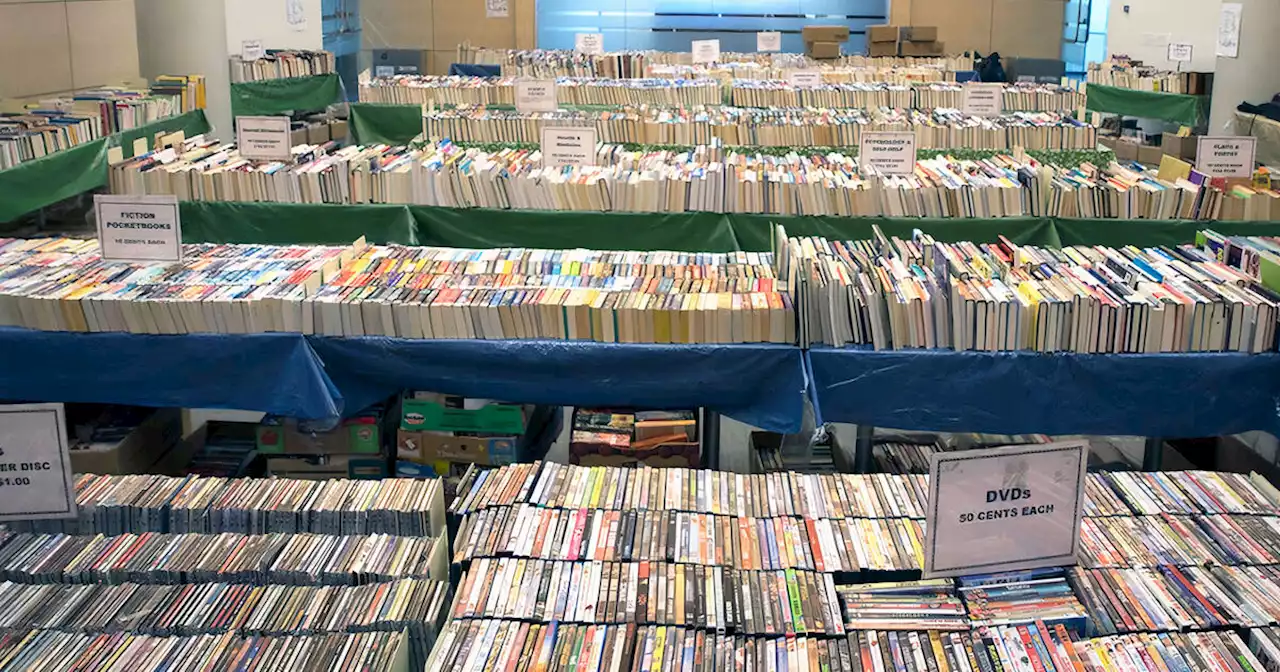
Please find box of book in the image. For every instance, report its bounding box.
[900,40,944,56]
[867,42,898,57]
[1138,143,1163,165]
[1162,132,1198,160]
[398,430,518,466]
[866,25,900,43]
[569,408,700,467]
[803,25,851,43]
[69,406,183,475]
[901,26,938,42]
[809,41,844,59]
[256,413,382,456]
[400,392,526,434]
[1115,137,1141,161]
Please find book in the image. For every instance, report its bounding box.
[230,50,336,83]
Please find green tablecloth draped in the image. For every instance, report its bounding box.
[349,103,424,145]
[1085,83,1208,126]
[230,74,342,118]
[0,109,212,223]
[180,201,418,245]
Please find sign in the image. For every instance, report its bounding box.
[94,194,182,263]
[788,70,822,88]
[375,65,395,77]
[541,127,598,168]
[1016,75,1036,83]
[236,115,293,162]
[486,0,509,18]
[285,0,306,31]
[0,404,76,523]
[692,39,721,64]
[757,32,782,52]
[858,131,917,175]
[241,39,264,62]
[961,82,1003,117]
[923,440,1088,578]
[516,80,558,113]
[1196,136,1258,177]
[1167,42,1193,63]
[575,33,604,55]
[1217,3,1242,58]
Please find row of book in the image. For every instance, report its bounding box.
[424,620,1264,672]
[452,463,930,520]
[360,75,724,108]
[727,81,1082,113]
[0,111,102,169]
[456,45,971,77]
[779,226,1280,353]
[416,107,1095,149]
[0,237,796,344]
[0,577,449,641]
[453,462,1279,519]
[451,557,846,636]
[1086,60,1212,95]
[1080,514,1280,568]
[229,50,336,83]
[452,504,928,572]
[0,630,410,671]
[6,473,445,537]
[649,63,958,84]
[0,531,446,586]
[1069,564,1280,633]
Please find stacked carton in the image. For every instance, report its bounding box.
[803,26,848,59]
[866,25,943,57]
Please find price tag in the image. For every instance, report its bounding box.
[236,115,293,162]
[541,127,599,168]
[692,39,721,64]
[516,80,558,113]
[923,440,1088,578]
[962,82,1004,117]
[241,39,264,61]
[575,33,604,55]
[858,131,917,175]
[95,194,183,263]
[0,404,76,522]
[1196,136,1257,177]
[788,70,822,88]
[1167,42,1193,63]
[757,32,782,52]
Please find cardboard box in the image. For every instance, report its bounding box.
[256,415,381,456]
[901,26,938,42]
[329,119,349,141]
[290,128,308,147]
[400,393,526,434]
[1162,132,1198,160]
[802,25,850,43]
[306,123,331,145]
[806,41,843,59]
[398,429,518,466]
[1137,144,1163,166]
[69,408,183,475]
[266,455,389,480]
[899,40,943,56]
[1098,135,1118,151]
[866,25,901,43]
[867,42,898,57]
[1115,138,1140,162]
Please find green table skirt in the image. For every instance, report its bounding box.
[1085,83,1208,126]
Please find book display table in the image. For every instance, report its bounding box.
[1085,83,1208,126]
[229,73,343,118]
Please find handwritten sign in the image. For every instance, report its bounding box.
[575,33,604,55]
[692,39,721,64]
[1167,42,1193,63]
[241,40,264,61]
[923,440,1088,578]
[858,131,917,175]
[236,116,293,162]
[757,32,782,52]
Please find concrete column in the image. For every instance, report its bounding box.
[1208,0,1280,132]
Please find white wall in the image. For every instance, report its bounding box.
[223,0,323,54]
[1105,0,1218,72]
[136,0,232,133]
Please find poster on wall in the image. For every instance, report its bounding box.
[286,0,307,32]
[486,0,509,18]
[1217,3,1242,58]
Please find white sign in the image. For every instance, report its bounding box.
[236,115,293,162]
[788,70,822,88]
[858,131,917,175]
[1016,75,1036,83]
[1196,136,1258,177]
[375,65,395,77]
[0,404,76,522]
[285,0,306,31]
[486,0,509,18]
[692,39,721,64]
[923,440,1088,578]
[1167,42,1193,63]
[516,80,558,113]
[541,127,598,168]
[575,33,604,55]
[1217,3,1242,58]
[757,32,782,52]
[94,194,182,263]
[241,40,264,62]
[962,82,1004,117]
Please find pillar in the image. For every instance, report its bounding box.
[1208,0,1280,132]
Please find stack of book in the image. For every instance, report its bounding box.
[728,81,914,109]
[230,50,336,83]
[359,75,723,108]
[913,81,1086,113]
[779,225,1280,353]
[650,63,956,84]
[0,110,103,169]
[1087,59,1212,95]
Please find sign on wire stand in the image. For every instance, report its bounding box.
[236,116,293,162]
[516,80,558,113]
[923,440,1088,578]
[541,127,598,168]
[962,83,1004,117]
[94,194,182,263]
[0,403,77,522]
[858,131,917,175]
[788,70,822,89]
[241,40,264,61]
[1196,136,1257,177]
[757,32,782,52]
[575,33,604,55]
[692,39,721,64]
[1167,42,1193,63]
